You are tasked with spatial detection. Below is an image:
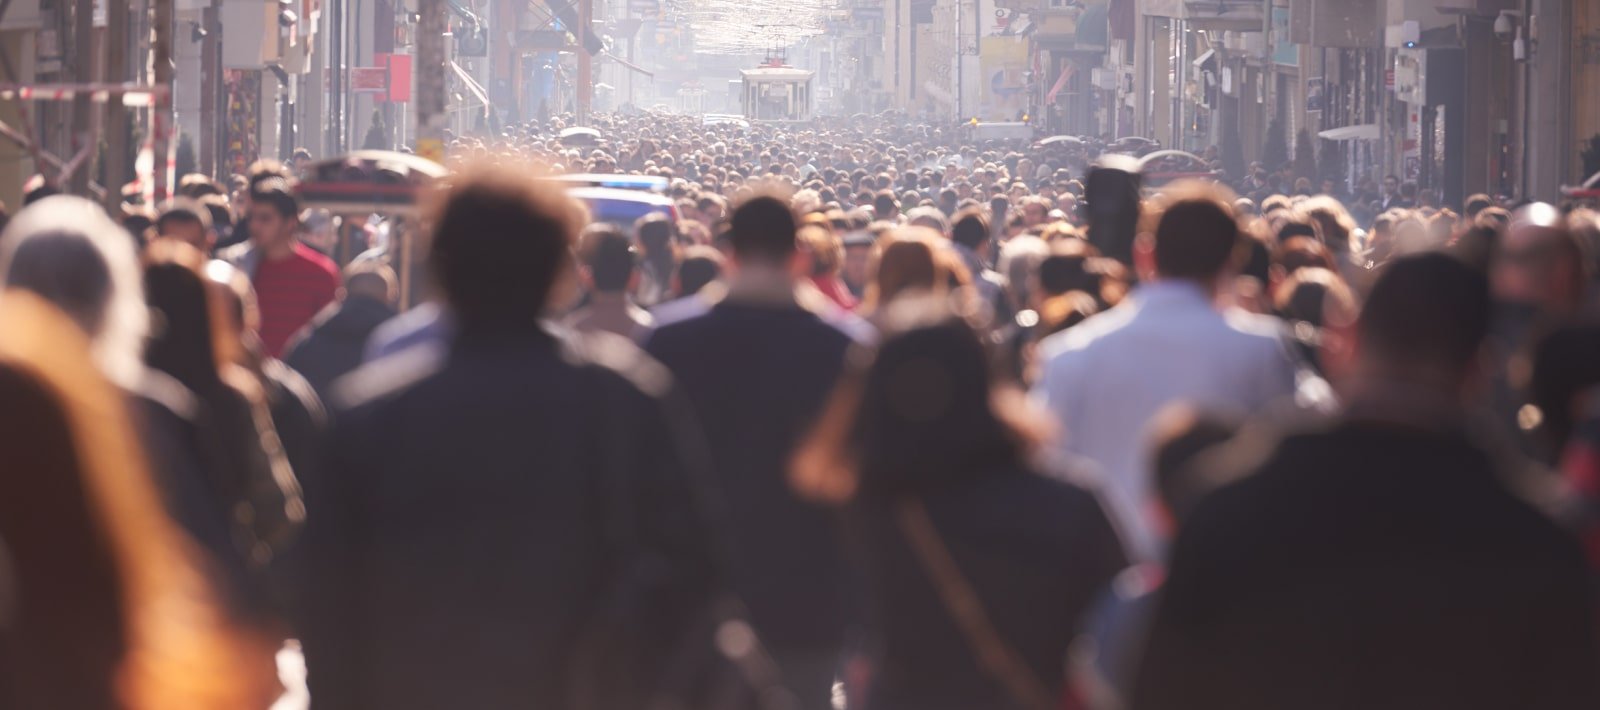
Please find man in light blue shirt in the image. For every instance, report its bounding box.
[1033,183,1323,561]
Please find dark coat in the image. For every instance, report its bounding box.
[284,296,397,401]
[643,300,859,653]
[300,328,720,710]
[1131,418,1600,710]
[128,372,263,619]
[855,469,1127,710]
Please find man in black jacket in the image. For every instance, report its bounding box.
[283,263,398,402]
[643,196,866,710]
[301,167,720,710]
[1131,252,1600,710]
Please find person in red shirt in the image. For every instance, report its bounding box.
[242,177,339,357]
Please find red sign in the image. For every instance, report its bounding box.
[1385,69,1395,90]
[351,67,389,93]
[384,54,412,103]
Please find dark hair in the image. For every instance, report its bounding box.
[1240,235,1271,284]
[178,173,225,199]
[872,189,899,217]
[157,199,212,234]
[142,241,221,392]
[728,195,797,262]
[634,213,677,254]
[676,245,724,296]
[1358,252,1489,375]
[1149,183,1241,280]
[799,308,1035,502]
[1148,405,1239,525]
[1037,253,1095,298]
[200,195,234,234]
[249,177,299,219]
[950,208,990,250]
[1464,193,1494,218]
[580,224,637,293]
[428,166,584,330]
[1275,217,1319,243]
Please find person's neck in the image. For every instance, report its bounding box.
[1144,275,1220,301]
[259,237,298,261]
[1338,361,1470,431]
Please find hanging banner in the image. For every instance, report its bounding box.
[978,36,1028,121]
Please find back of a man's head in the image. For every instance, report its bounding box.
[576,225,632,296]
[1463,193,1494,218]
[729,195,798,264]
[1148,182,1241,282]
[633,213,675,255]
[950,208,989,251]
[344,262,397,305]
[1359,252,1490,379]
[429,166,584,330]
[873,190,899,218]
[677,245,725,297]
[250,177,300,219]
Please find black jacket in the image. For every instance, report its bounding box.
[284,296,397,401]
[1131,418,1600,710]
[644,299,859,652]
[855,469,1127,710]
[301,328,720,710]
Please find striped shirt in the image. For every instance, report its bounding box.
[254,242,340,358]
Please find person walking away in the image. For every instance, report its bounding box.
[301,166,720,710]
[0,294,280,710]
[0,197,286,627]
[1130,252,1600,710]
[156,199,217,253]
[791,300,1127,710]
[633,213,680,308]
[226,177,339,358]
[645,245,726,335]
[565,224,655,338]
[643,195,867,710]
[284,263,399,401]
[1033,182,1320,561]
[1487,204,1592,464]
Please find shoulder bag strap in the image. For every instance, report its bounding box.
[896,499,1058,710]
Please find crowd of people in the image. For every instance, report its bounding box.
[3,109,1600,710]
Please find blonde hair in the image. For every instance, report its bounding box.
[864,227,948,311]
[0,292,279,708]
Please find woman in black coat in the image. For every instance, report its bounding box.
[794,298,1128,710]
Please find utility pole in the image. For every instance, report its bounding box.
[416,0,446,162]
[67,0,93,195]
[200,1,219,177]
[577,0,591,123]
[104,0,130,213]
[153,0,173,201]
[329,0,345,155]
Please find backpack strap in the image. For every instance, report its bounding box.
[897,499,1058,710]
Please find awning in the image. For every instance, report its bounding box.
[1318,124,1380,141]
[450,61,490,108]
[603,51,655,78]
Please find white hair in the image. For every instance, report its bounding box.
[0,195,148,388]
[998,235,1050,306]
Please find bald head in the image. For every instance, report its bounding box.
[1494,203,1588,313]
